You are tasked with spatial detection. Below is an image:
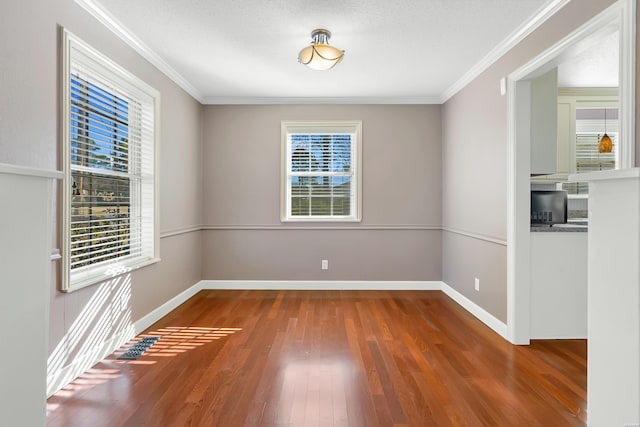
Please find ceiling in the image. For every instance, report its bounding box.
[557,30,619,88]
[89,0,566,104]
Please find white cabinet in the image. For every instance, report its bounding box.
[530,68,558,175]
[530,231,587,338]
[556,102,574,174]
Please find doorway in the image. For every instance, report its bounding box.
[506,0,635,344]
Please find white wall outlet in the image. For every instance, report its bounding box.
[474,277,480,291]
[321,259,329,270]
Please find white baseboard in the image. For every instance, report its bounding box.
[440,282,508,339]
[201,280,507,339]
[134,282,205,334]
[47,279,508,398]
[530,333,587,340]
[199,279,442,291]
[47,325,135,397]
[47,281,204,398]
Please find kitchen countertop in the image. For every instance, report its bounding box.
[530,223,588,232]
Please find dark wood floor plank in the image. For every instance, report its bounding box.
[47,290,587,426]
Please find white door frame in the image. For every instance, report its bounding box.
[506,0,635,344]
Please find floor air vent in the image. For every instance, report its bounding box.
[118,336,161,360]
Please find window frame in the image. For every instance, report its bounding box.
[557,90,619,172]
[281,120,362,222]
[61,29,160,292]
[556,95,619,197]
[574,113,619,176]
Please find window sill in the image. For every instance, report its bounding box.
[64,257,161,292]
[281,217,362,223]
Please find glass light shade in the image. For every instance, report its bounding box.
[298,29,344,70]
[599,133,613,153]
[298,44,344,70]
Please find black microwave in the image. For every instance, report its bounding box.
[531,190,567,225]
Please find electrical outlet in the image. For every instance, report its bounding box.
[474,277,480,291]
[321,259,329,270]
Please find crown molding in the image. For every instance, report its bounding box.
[202,96,442,105]
[75,0,569,106]
[74,0,205,103]
[439,0,571,104]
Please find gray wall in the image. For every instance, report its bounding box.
[442,0,620,322]
[1,0,204,371]
[3,0,639,395]
[202,105,442,281]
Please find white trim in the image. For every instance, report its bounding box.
[202,224,440,231]
[73,0,204,103]
[617,0,636,168]
[281,120,363,222]
[506,78,533,345]
[508,1,633,82]
[202,280,507,339]
[160,225,202,238]
[0,163,63,180]
[60,28,161,292]
[442,226,507,246]
[506,0,635,345]
[440,0,571,103]
[530,333,587,340]
[200,280,442,291]
[47,324,136,397]
[133,224,443,235]
[134,282,205,334]
[50,248,62,261]
[558,87,619,97]
[47,279,509,397]
[440,283,508,339]
[73,0,567,106]
[177,225,524,241]
[569,166,640,182]
[123,224,506,235]
[202,96,441,105]
[47,280,204,397]
[507,0,634,169]
[71,0,442,106]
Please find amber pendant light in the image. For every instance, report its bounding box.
[599,108,613,153]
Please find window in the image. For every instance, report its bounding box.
[563,132,617,195]
[281,121,362,222]
[562,107,618,196]
[61,29,159,291]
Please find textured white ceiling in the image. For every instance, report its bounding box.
[557,31,619,88]
[94,0,557,103]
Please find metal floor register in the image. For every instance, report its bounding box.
[118,336,161,360]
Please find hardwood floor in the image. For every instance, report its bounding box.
[47,290,587,426]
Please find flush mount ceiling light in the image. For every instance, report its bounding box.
[298,29,344,71]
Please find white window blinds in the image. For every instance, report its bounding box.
[563,132,617,195]
[282,121,362,222]
[62,30,159,291]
